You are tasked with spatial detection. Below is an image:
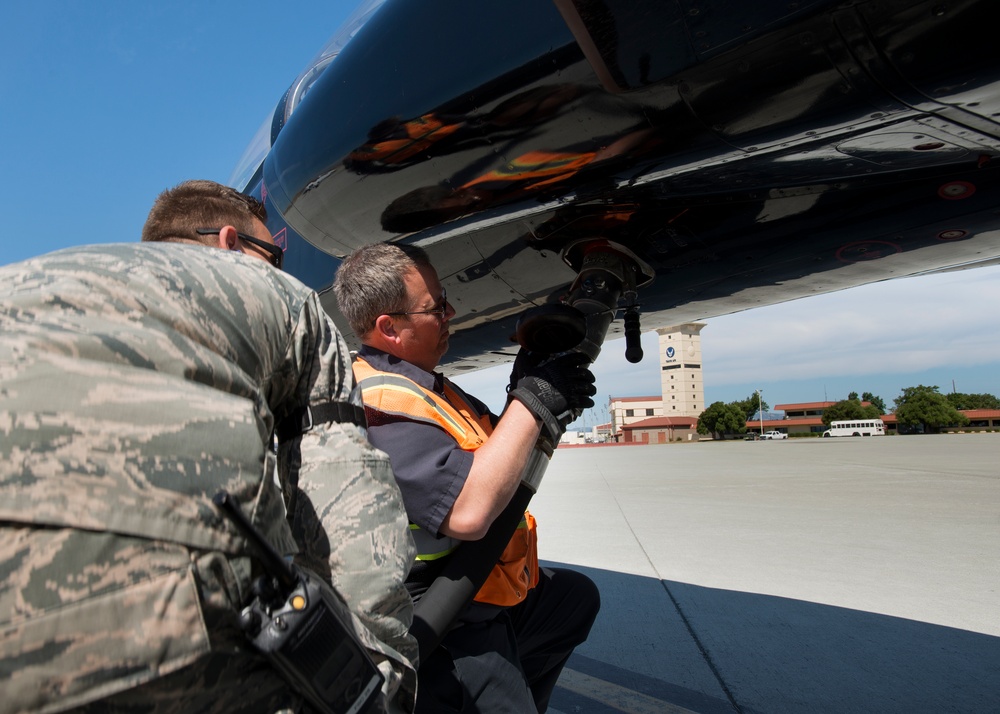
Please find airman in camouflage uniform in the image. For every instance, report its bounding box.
[0,181,417,713]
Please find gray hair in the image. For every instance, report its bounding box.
[333,243,432,339]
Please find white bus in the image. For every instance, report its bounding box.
[822,419,886,437]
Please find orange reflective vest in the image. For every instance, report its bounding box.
[354,356,539,607]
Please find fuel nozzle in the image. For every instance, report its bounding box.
[514,303,588,356]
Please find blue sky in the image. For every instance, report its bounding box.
[4,2,999,430]
[1,1,356,265]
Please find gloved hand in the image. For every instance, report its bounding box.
[507,347,544,393]
[507,351,596,441]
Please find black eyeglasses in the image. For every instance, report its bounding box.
[196,228,284,270]
[387,288,449,317]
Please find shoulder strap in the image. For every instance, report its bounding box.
[275,401,367,442]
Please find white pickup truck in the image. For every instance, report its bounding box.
[761,430,788,440]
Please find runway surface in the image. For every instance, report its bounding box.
[531,435,1000,714]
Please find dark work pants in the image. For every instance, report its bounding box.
[416,567,600,714]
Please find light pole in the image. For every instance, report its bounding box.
[756,389,764,436]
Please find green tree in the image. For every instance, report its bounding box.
[733,393,769,422]
[698,401,748,440]
[945,392,1000,410]
[894,385,969,433]
[822,398,881,427]
[847,390,886,413]
[861,392,887,413]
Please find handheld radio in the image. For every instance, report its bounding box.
[213,490,384,714]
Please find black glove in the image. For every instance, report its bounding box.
[507,351,596,441]
[507,347,544,393]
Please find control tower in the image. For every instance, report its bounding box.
[657,323,706,418]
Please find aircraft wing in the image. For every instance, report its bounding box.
[233,0,1000,373]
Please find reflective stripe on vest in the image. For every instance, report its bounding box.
[409,517,529,563]
[353,357,492,451]
[409,523,460,562]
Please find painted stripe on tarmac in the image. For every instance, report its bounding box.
[554,668,701,714]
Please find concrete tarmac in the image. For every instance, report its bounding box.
[532,435,1000,714]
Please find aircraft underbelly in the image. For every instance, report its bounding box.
[247,0,1000,370]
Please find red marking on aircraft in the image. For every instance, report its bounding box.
[938,181,975,200]
[273,227,287,250]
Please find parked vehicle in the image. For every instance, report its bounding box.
[761,430,788,440]
[822,419,886,437]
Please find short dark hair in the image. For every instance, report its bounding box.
[333,243,432,339]
[141,180,267,244]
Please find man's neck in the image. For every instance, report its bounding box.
[359,345,442,391]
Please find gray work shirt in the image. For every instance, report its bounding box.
[357,346,498,538]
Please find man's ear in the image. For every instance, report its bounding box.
[373,314,401,346]
[217,225,240,251]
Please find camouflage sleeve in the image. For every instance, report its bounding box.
[275,292,418,710]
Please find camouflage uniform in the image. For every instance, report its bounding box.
[0,244,417,713]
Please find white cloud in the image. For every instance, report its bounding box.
[704,266,1000,385]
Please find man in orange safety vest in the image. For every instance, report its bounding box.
[333,242,600,714]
